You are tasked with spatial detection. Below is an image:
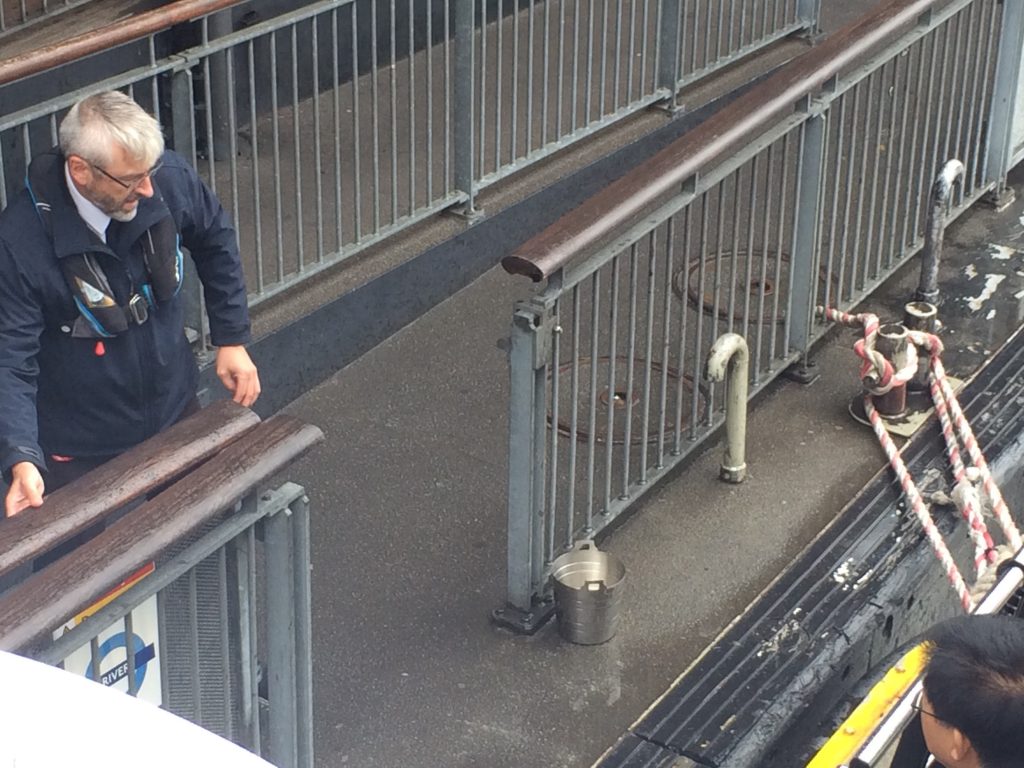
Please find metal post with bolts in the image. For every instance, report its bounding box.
[869,323,910,418]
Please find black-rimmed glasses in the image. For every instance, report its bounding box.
[911,689,943,721]
[89,160,162,192]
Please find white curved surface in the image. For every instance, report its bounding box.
[0,650,274,767]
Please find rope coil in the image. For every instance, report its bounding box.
[819,306,1022,612]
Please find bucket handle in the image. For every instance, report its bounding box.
[574,539,595,552]
[585,580,607,592]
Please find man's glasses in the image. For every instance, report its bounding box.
[89,160,162,192]
[910,689,942,722]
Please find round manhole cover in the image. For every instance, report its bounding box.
[547,355,707,445]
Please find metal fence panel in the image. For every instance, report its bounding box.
[503,0,1013,612]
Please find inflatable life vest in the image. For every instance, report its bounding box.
[26,156,183,339]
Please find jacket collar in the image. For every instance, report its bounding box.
[26,149,171,259]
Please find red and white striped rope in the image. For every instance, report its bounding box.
[815,307,983,614]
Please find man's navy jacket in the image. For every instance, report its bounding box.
[0,149,251,477]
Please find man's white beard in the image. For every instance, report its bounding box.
[110,207,138,223]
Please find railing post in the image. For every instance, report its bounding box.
[265,498,298,768]
[453,0,477,215]
[797,0,822,36]
[170,66,207,351]
[656,0,682,106]
[289,489,313,768]
[984,0,1024,199]
[787,103,827,374]
[502,302,550,619]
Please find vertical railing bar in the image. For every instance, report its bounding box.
[408,0,417,215]
[585,0,595,124]
[726,170,741,334]
[771,132,790,363]
[541,0,550,146]
[901,38,927,253]
[975,1,1000,191]
[496,0,505,170]
[673,208,691,447]
[188,569,202,722]
[566,284,581,548]
[824,99,845,310]
[218,546,233,740]
[202,58,217,188]
[512,0,521,160]
[658,217,675,464]
[311,19,324,263]
[642,0,651,96]
[626,0,636,102]
[247,41,264,294]
[427,0,435,203]
[710,183,726,408]
[291,496,314,768]
[480,0,488,175]
[613,0,623,110]
[912,28,941,248]
[557,0,566,138]
[371,0,382,231]
[444,0,452,192]
[864,68,886,281]
[640,229,657,483]
[572,0,581,131]
[876,57,900,274]
[389,0,399,224]
[547,295,561,564]
[715,0,724,62]
[946,9,968,196]
[693,194,708,429]
[585,272,601,531]
[270,33,286,285]
[599,0,609,117]
[291,24,305,273]
[888,44,913,273]
[124,612,138,697]
[603,256,621,514]
[956,2,981,206]
[331,9,344,249]
[527,0,536,154]
[754,143,775,381]
[852,75,874,290]
[743,156,758,337]
[89,635,101,686]
[351,3,363,240]
[702,0,712,72]
[622,246,639,496]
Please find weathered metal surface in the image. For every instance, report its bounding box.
[0,399,260,578]
[0,414,323,652]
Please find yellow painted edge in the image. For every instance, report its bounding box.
[69,561,155,626]
[806,644,927,768]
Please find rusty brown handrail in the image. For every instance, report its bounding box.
[0,399,260,578]
[0,413,323,652]
[502,0,940,282]
[0,0,244,87]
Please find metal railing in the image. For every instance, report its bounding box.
[0,401,323,768]
[498,0,1024,617]
[0,0,90,36]
[0,0,817,317]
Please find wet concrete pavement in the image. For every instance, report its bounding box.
[277,145,1024,768]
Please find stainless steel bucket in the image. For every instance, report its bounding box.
[550,542,625,645]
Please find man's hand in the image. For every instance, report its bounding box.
[5,461,44,517]
[215,345,261,407]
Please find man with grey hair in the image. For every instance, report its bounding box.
[0,90,260,517]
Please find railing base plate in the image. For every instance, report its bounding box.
[783,360,820,385]
[491,598,556,635]
[983,186,1016,212]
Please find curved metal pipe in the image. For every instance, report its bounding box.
[705,333,749,484]
[917,159,966,304]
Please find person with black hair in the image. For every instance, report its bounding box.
[915,613,1024,768]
